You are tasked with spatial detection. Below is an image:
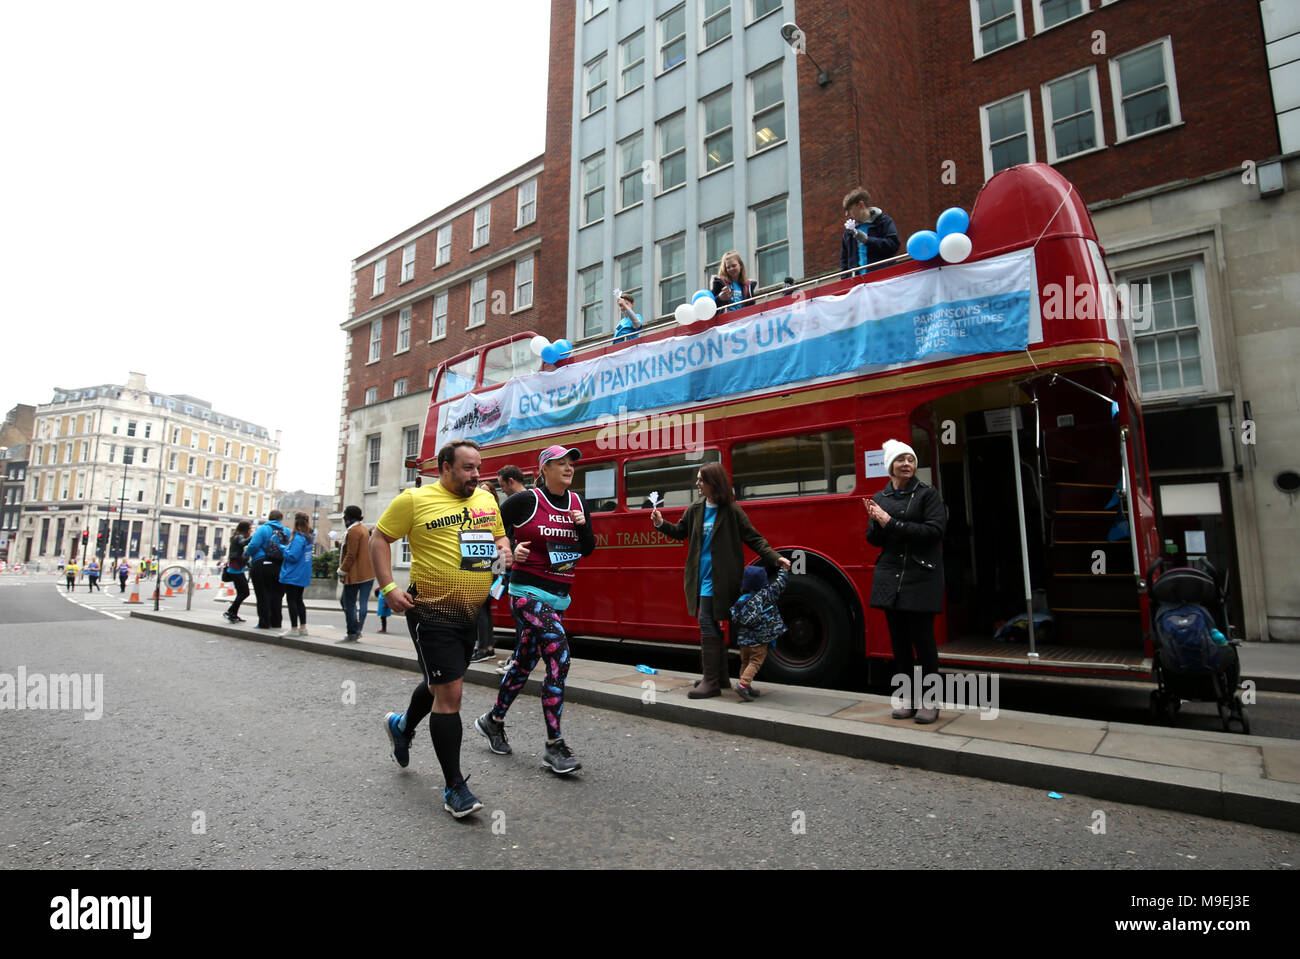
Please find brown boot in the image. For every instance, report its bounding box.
[688,633,722,699]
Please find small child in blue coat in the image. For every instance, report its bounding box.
[375,586,390,633]
[729,566,790,701]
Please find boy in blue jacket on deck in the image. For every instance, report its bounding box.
[729,566,790,701]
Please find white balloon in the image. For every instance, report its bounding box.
[674,303,696,325]
[694,295,717,322]
[529,335,549,356]
[939,232,972,263]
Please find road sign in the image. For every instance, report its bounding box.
[166,572,185,590]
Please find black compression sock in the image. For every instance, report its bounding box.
[403,682,433,735]
[429,712,464,787]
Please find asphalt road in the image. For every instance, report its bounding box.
[1,581,1295,869]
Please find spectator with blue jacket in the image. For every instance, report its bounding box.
[613,292,642,344]
[246,509,289,629]
[278,511,315,636]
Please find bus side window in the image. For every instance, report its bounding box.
[572,462,617,512]
[624,451,722,509]
[732,429,855,500]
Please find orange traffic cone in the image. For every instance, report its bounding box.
[164,585,174,597]
[124,574,143,605]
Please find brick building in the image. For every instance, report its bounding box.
[336,157,557,567]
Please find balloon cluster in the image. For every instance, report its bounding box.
[906,207,972,264]
[530,335,573,365]
[674,289,718,325]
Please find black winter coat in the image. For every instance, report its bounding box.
[839,211,900,271]
[866,478,946,613]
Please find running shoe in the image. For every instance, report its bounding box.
[469,647,496,664]
[443,776,483,818]
[496,658,516,675]
[385,712,412,768]
[475,712,512,755]
[542,739,582,775]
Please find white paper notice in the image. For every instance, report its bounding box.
[865,450,888,478]
[1184,530,1207,555]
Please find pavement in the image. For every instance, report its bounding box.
[122,588,1300,835]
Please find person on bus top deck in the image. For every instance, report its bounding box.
[652,462,791,700]
[840,186,900,276]
[709,250,758,313]
[864,439,946,724]
[613,292,643,344]
[475,446,596,774]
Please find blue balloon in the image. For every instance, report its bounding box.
[691,289,714,304]
[935,207,970,238]
[555,339,573,357]
[906,230,941,261]
[541,344,558,364]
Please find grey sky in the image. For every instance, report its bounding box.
[0,0,550,493]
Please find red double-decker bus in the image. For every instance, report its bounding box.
[415,163,1159,688]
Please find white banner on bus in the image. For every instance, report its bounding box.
[437,248,1038,449]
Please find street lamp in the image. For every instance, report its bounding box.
[780,21,831,87]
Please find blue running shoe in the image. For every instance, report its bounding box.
[385,712,412,768]
[443,776,483,819]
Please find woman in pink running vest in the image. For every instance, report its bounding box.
[474,445,596,774]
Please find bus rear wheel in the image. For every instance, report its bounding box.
[761,575,852,687]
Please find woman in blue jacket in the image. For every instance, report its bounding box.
[277,512,315,635]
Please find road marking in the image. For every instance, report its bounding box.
[53,583,126,620]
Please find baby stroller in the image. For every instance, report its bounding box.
[1146,558,1248,733]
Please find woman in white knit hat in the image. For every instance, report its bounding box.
[865,439,947,723]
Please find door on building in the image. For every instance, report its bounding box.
[1154,477,1244,633]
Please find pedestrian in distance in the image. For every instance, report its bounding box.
[729,565,791,701]
[864,439,946,724]
[277,512,314,636]
[85,556,100,592]
[475,445,595,774]
[245,509,289,629]
[336,506,374,643]
[710,250,758,313]
[840,186,900,275]
[65,559,79,592]
[652,462,791,699]
[117,558,130,592]
[374,439,513,819]
[375,585,390,631]
[223,520,252,623]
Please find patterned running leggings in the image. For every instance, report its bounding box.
[492,596,571,740]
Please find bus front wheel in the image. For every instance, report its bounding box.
[761,575,852,687]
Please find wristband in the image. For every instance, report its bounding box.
[380,582,398,596]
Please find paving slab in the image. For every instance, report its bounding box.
[605,672,695,691]
[1097,730,1265,778]
[941,713,1106,754]
[1261,746,1300,785]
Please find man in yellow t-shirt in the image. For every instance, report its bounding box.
[371,438,511,819]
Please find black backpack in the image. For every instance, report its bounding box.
[263,527,288,563]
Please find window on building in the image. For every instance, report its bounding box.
[750,62,785,151]
[618,133,644,209]
[403,426,420,485]
[752,0,782,18]
[1110,39,1180,141]
[473,202,491,248]
[658,234,686,316]
[754,197,789,285]
[1034,0,1088,33]
[658,111,686,191]
[397,307,411,353]
[369,318,383,362]
[1124,264,1210,396]
[514,255,534,311]
[204,459,213,478]
[1042,67,1103,162]
[365,386,378,405]
[703,0,731,46]
[127,420,137,437]
[399,537,411,566]
[585,0,608,20]
[373,258,386,296]
[468,276,487,328]
[401,242,416,282]
[702,87,733,172]
[436,225,451,266]
[108,444,116,464]
[165,480,175,506]
[168,452,177,471]
[619,30,645,96]
[182,486,192,509]
[112,418,120,435]
[432,291,448,340]
[659,5,686,72]
[971,0,1023,57]
[584,54,608,115]
[702,217,734,279]
[221,463,228,480]
[187,455,196,474]
[366,435,381,488]
[580,265,605,338]
[582,151,605,225]
[393,377,408,398]
[516,177,537,226]
[144,422,152,438]
[615,252,642,308]
[980,91,1035,179]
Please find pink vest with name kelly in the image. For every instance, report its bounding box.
[513,488,584,586]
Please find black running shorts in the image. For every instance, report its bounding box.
[407,614,476,686]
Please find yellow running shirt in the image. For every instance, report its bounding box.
[376,482,505,628]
